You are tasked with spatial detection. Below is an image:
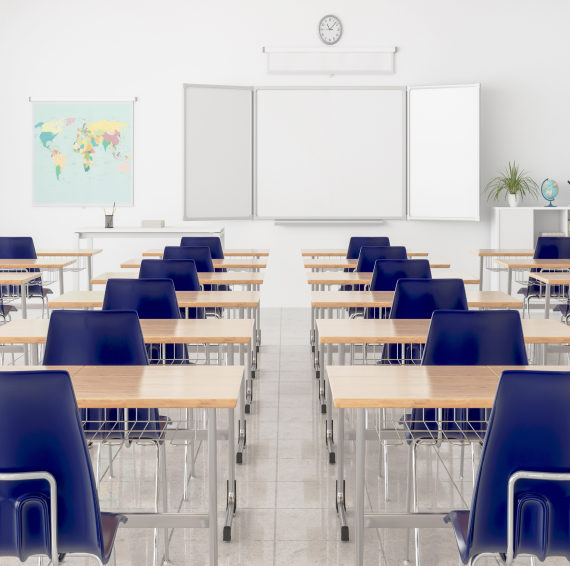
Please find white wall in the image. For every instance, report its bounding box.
[2,0,570,306]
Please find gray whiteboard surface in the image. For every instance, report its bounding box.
[255,88,406,220]
[184,85,253,220]
[407,84,480,221]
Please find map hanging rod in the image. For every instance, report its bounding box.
[29,97,137,102]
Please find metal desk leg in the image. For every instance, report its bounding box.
[236,344,247,462]
[241,339,251,414]
[207,408,218,566]
[336,342,348,540]
[224,402,236,541]
[507,268,513,296]
[355,407,366,566]
[325,315,335,463]
[256,284,261,350]
[87,256,93,292]
[251,309,258,375]
[21,288,27,320]
[59,267,64,296]
[479,256,483,291]
[545,283,551,319]
[311,304,316,352]
[31,343,38,365]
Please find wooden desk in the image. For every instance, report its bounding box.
[306,272,480,286]
[301,248,428,257]
[326,363,559,565]
[493,258,570,296]
[92,271,265,286]
[526,271,570,319]
[121,258,268,269]
[142,248,270,257]
[0,363,241,564]
[0,259,76,295]
[303,258,449,269]
[0,273,43,320]
[468,249,535,291]
[36,249,103,292]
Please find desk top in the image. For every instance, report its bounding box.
[303,259,449,269]
[0,318,255,345]
[310,290,522,309]
[528,272,570,285]
[327,365,566,409]
[468,249,535,257]
[301,249,428,257]
[0,365,242,408]
[0,259,76,269]
[121,258,268,269]
[494,259,570,269]
[91,271,265,285]
[49,290,261,309]
[0,273,43,285]
[306,272,480,285]
[142,248,270,257]
[36,249,103,257]
[316,318,570,344]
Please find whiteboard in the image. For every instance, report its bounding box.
[184,85,253,220]
[408,84,480,221]
[255,88,405,220]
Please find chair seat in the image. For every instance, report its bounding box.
[100,512,126,563]
[1,304,16,316]
[554,304,570,316]
[443,510,470,564]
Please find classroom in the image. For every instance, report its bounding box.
[1,1,570,565]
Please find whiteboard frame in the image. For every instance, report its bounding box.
[406,83,480,222]
[31,98,135,208]
[183,83,254,221]
[253,86,407,221]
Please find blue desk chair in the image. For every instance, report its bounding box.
[102,278,190,364]
[0,370,123,565]
[346,237,391,259]
[445,369,570,565]
[0,237,52,318]
[180,236,224,259]
[139,259,205,319]
[42,310,169,561]
[366,259,432,319]
[405,310,528,564]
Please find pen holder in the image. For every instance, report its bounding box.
[105,215,114,229]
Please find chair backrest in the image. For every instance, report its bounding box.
[370,259,432,291]
[43,310,148,365]
[422,310,528,365]
[180,237,224,259]
[0,237,37,259]
[534,236,570,259]
[0,370,107,560]
[466,370,570,561]
[356,246,407,272]
[346,237,390,260]
[138,259,200,291]
[390,279,468,320]
[102,278,180,319]
[163,246,214,272]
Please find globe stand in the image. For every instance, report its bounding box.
[544,201,556,208]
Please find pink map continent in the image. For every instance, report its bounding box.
[65,118,76,126]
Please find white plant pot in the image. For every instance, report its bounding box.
[507,193,521,208]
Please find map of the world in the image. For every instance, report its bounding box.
[33,102,133,205]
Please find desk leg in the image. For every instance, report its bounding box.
[311,304,315,352]
[251,308,258,375]
[479,256,483,291]
[31,343,38,365]
[87,256,93,292]
[325,311,335,463]
[355,407,365,566]
[59,267,64,296]
[21,288,27,320]
[336,343,348,540]
[545,283,551,319]
[507,268,513,296]
[236,343,247,462]
[208,408,218,566]
[224,396,236,540]
[241,336,251,414]
[256,284,261,350]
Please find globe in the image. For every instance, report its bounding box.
[541,179,559,207]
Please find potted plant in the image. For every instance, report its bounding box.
[483,161,539,207]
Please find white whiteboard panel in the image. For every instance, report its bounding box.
[184,85,252,219]
[408,84,480,221]
[256,88,405,219]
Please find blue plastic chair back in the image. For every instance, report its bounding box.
[163,246,214,272]
[0,370,121,562]
[534,236,570,259]
[445,370,570,563]
[138,259,204,319]
[356,247,408,272]
[180,237,224,259]
[0,237,44,297]
[346,237,390,260]
[102,279,188,363]
[370,259,432,292]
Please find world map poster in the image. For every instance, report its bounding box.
[33,101,133,206]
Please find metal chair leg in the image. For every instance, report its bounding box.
[108,444,113,479]
[96,442,102,491]
[459,444,465,479]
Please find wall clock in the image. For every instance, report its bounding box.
[319,15,342,45]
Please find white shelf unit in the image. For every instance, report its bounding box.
[490,206,570,292]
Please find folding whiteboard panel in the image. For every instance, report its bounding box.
[184,85,253,220]
[255,88,406,220]
[407,84,480,221]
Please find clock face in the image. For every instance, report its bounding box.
[319,15,342,45]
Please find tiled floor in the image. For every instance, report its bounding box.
[2,307,568,565]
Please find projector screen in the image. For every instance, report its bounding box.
[255,88,405,220]
[407,84,480,221]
